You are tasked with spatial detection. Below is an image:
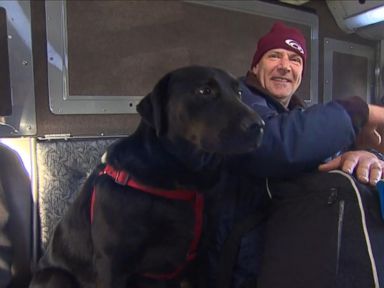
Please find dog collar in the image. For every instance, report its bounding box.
[100,164,198,201]
[90,164,204,280]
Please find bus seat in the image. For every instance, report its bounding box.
[0,143,32,288]
[35,138,118,255]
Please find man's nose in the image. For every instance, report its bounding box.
[278,56,291,72]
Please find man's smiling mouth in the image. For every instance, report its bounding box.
[271,77,292,83]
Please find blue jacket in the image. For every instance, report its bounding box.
[238,73,360,178]
[202,73,368,288]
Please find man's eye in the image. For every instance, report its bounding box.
[196,87,212,95]
[291,57,301,63]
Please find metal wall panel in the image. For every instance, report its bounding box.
[45,0,319,116]
[323,38,375,103]
[0,1,36,137]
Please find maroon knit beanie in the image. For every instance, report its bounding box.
[251,21,307,72]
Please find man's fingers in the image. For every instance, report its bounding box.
[319,155,360,174]
[368,161,384,185]
[319,151,383,186]
[342,159,359,174]
[368,167,383,185]
[318,156,341,172]
[356,160,384,185]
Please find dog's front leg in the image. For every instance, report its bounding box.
[92,217,141,287]
[94,253,129,288]
[91,220,134,288]
[91,185,151,287]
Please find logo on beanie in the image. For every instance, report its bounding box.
[285,39,304,55]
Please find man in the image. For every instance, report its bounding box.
[241,21,384,183]
[201,21,384,288]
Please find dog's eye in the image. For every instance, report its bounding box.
[237,89,243,97]
[196,87,212,96]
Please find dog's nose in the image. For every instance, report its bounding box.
[243,116,265,134]
[243,117,264,147]
[248,121,264,135]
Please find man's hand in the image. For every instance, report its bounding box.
[357,105,384,153]
[318,150,384,185]
[356,125,384,153]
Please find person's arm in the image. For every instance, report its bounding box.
[317,102,384,186]
[239,76,384,178]
[355,106,384,153]
[240,100,358,178]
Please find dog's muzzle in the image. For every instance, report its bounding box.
[245,118,265,148]
[214,114,265,154]
[239,112,265,148]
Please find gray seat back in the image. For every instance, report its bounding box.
[0,143,32,287]
[35,138,118,253]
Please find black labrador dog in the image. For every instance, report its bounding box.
[29,66,264,288]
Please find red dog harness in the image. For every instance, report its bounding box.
[90,164,204,280]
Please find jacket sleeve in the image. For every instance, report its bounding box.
[335,96,369,135]
[237,101,357,178]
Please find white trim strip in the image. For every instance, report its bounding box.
[330,170,380,288]
[265,178,272,199]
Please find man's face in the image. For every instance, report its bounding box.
[252,48,303,107]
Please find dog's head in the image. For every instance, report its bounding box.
[137,66,264,154]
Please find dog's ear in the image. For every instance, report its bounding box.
[136,73,171,136]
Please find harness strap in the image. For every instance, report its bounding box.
[90,164,204,280]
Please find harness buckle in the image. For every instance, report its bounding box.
[114,171,130,186]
